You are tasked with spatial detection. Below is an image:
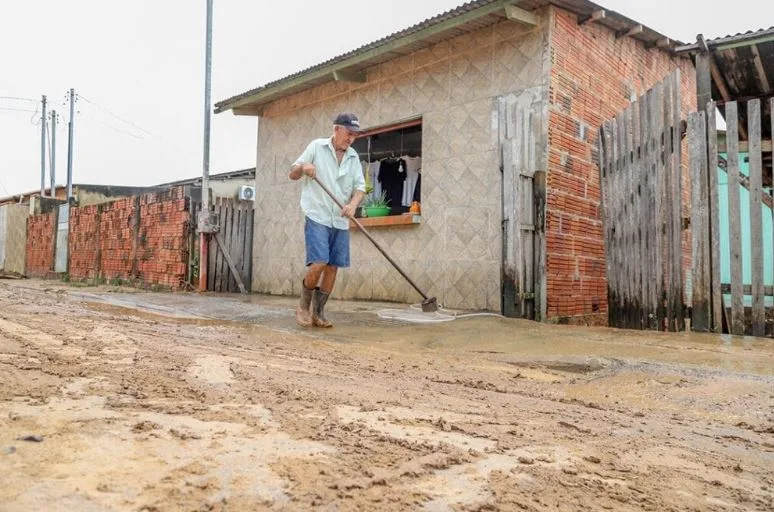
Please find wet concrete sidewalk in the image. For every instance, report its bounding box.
[7,279,774,378]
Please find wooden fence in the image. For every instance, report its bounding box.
[191,198,254,293]
[689,97,774,337]
[600,68,773,337]
[598,71,685,331]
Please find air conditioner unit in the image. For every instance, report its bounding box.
[238,185,255,201]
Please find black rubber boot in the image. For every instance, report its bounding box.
[296,280,314,327]
[312,288,332,328]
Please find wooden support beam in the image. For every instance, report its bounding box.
[232,106,262,116]
[696,52,712,112]
[697,33,709,52]
[708,57,747,140]
[717,154,773,210]
[750,44,772,93]
[715,91,774,106]
[646,37,671,49]
[332,68,367,83]
[504,5,538,26]
[578,9,605,25]
[214,232,247,294]
[616,24,643,39]
[718,139,773,153]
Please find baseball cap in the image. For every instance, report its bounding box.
[333,112,363,133]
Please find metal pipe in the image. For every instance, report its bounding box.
[66,88,75,201]
[40,95,47,197]
[50,110,56,197]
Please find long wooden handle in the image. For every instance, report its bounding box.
[312,176,430,301]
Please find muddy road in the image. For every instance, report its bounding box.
[0,280,772,511]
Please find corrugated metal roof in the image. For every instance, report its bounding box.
[676,26,773,142]
[215,0,683,114]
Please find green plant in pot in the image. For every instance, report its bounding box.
[361,192,391,217]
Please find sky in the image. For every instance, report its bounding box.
[1,0,771,198]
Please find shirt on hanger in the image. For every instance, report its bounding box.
[378,158,407,210]
[401,156,422,206]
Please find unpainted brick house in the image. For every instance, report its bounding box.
[216,0,697,323]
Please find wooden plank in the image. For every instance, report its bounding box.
[232,203,246,293]
[671,70,685,331]
[717,140,773,153]
[231,201,242,293]
[639,93,650,329]
[223,200,233,292]
[599,122,614,325]
[653,82,665,331]
[624,104,636,328]
[620,106,631,327]
[627,104,639,329]
[647,87,661,330]
[662,75,675,330]
[207,207,217,292]
[607,117,618,325]
[747,99,765,336]
[725,102,745,335]
[706,102,722,333]
[244,207,255,290]
[721,283,774,296]
[695,53,712,116]
[611,115,622,325]
[689,111,711,332]
[501,102,517,317]
[513,105,525,316]
[226,200,238,292]
[663,75,675,332]
[631,99,643,329]
[214,200,226,292]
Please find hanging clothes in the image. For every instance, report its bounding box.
[378,158,406,209]
[401,156,422,206]
[361,159,382,200]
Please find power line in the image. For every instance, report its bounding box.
[0,96,37,103]
[78,94,156,138]
[0,106,37,113]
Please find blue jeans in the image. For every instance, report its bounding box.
[304,217,350,268]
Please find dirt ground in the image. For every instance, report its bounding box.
[0,279,772,511]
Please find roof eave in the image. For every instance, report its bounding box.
[213,0,521,115]
[674,27,774,53]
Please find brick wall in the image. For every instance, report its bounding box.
[136,189,190,289]
[64,187,190,289]
[26,212,56,277]
[546,7,696,322]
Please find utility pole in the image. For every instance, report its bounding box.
[40,95,47,197]
[66,88,75,201]
[197,0,216,292]
[50,110,56,197]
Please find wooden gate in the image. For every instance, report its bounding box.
[191,198,254,293]
[497,89,547,320]
[598,71,685,331]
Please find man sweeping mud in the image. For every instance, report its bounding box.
[288,113,366,328]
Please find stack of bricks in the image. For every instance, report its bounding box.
[41,186,191,290]
[98,197,136,281]
[68,204,102,280]
[136,187,190,290]
[545,7,696,322]
[25,212,55,277]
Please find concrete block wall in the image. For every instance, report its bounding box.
[25,212,56,277]
[545,7,697,322]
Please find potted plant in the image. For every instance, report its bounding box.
[361,192,391,217]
